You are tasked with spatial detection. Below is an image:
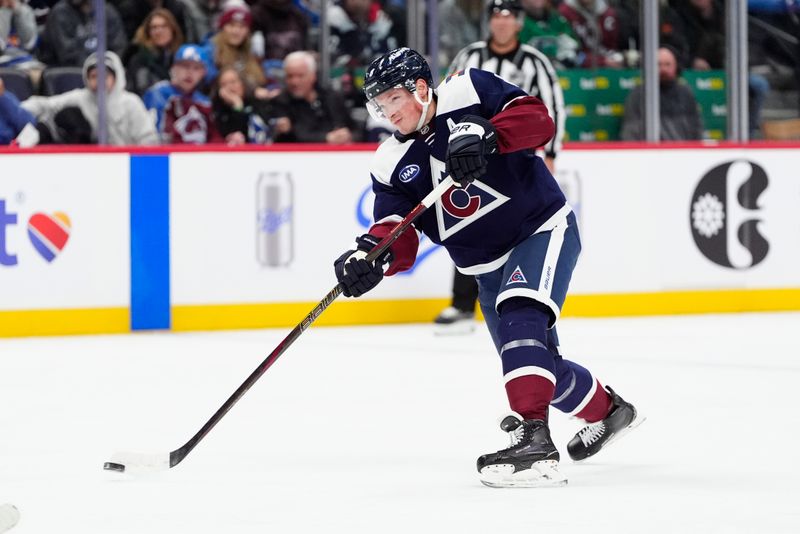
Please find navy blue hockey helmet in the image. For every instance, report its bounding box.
[363,47,434,102]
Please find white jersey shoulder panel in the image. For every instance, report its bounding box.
[370,135,414,186]
[435,67,482,116]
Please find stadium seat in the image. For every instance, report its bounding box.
[40,67,84,95]
[0,68,34,101]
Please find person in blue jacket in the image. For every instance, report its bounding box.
[0,77,34,144]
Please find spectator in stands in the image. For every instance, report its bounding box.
[271,50,354,143]
[672,0,724,70]
[144,43,222,143]
[203,3,266,89]
[328,0,398,67]
[558,0,623,68]
[22,51,159,145]
[110,0,198,43]
[614,0,689,68]
[674,0,770,136]
[0,76,35,144]
[124,8,185,97]
[519,0,580,69]
[250,0,309,60]
[212,65,271,144]
[620,45,703,141]
[0,0,38,62]
[27,0,60,27]
[38,0,127,67]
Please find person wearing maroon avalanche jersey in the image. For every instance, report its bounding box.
[334,47,643,488]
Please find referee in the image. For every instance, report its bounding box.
[435,0,567,331]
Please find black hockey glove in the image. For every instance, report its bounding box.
[445,114,498,187]
[334,234,394,298]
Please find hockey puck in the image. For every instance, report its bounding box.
[103,462,126,473]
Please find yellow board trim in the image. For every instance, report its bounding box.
[563,288,800,317]
[1,288,798,337]
[172,298,452,331]
[172,288,800,332]
[0,307,130,337]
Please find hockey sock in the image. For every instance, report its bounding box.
[550,359,612,422]
[575,380,613,422]
[497,298,556,421]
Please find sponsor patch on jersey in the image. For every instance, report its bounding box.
[506,266,528,285]
[398,164,420,183]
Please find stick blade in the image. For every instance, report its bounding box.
[103,451,170,474]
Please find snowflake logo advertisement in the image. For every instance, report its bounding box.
[689,160,769,269]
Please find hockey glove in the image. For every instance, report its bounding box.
[334,234,394,298]
[445,114,498,187]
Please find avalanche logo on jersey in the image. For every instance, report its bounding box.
[430,156,509,241]
[506,266,528,285]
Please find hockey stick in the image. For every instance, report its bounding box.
[103,176,455,474]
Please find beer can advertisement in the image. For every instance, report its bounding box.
[256,172,293,267]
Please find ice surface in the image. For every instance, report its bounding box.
[1,313,799,533]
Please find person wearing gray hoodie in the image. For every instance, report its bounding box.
[21,50,159,145]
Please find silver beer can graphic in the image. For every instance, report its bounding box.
[256,172,294,267]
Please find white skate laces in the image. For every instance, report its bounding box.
[507,424,525,447]
[577,421,606,447]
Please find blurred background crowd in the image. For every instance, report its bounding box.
[1,0,799,147]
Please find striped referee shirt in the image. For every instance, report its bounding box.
[448,41,565,159]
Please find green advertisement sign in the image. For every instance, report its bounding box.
[559,69,727,141]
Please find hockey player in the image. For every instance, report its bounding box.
[436,0,567,331]
[333,47,643,487]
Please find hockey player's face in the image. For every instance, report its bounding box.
[374,88,421,134]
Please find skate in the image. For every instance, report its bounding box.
[433,306,475,335]
[477,415,567,488]
[567,386,645,462]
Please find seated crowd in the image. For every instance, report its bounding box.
[0,0,798,145]
[0,0,379,145]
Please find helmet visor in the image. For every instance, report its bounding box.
[366,86,413,123]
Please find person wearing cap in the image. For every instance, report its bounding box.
[143,44,222,144]
[202,3,266,89]
[439,0,566,332]
[21,50,158,145]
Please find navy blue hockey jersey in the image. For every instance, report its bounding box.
[370,68,569,275]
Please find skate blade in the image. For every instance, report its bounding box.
[572,412,647,463]
[433,321,476,336]
[479,460,568,488]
